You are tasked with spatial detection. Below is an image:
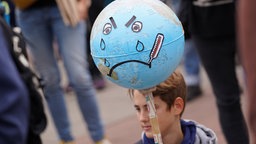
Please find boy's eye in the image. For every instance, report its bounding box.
[134,107,140,112]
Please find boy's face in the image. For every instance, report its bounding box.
[133,90,182,138]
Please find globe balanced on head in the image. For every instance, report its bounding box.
[90,0,184,90]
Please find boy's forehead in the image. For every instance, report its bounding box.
[134,90,146,99]
[133,91,147,104]
[133,90,162,103]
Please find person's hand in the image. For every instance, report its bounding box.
[77,0,91,20]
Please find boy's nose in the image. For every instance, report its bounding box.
[139,111,149,122]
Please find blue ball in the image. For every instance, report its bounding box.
[90,0,184,90]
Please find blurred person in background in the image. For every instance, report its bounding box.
[0,15,29,144]
[167,0,203,102]
[238,0,256,143]
[179,0,250,143]
[86,0,106,90]
[103,0,113,7]
[14,0,111,144]
[65,0,107,92]
[182,38,202,101]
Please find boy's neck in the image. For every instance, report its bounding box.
[162,119,183,144]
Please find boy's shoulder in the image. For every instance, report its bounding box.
[183,119,217,144]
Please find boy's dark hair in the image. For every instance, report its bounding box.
[0,16,47,144]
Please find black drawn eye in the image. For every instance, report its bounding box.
[103,23,112,35]
[132,21,142,33]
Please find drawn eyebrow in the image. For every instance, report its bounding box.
[125,15,136,27]
[109,17,117,29]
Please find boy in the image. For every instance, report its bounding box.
[129,71,217,144]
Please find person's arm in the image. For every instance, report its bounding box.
[0,24,29,144]
[238,0,256,142]
[77,0,91,20]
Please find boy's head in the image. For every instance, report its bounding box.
[152,70,187,115]
[129,71,187,138]
[129,70,187,115]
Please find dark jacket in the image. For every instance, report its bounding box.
[135,119,217,144]
[178,0,236,38]
[0,17,29,144]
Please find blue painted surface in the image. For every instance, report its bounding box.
[90,0,184,89]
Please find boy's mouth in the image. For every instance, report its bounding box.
[142,125,151,131]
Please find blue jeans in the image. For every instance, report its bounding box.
[183,39,200,86]
[16,6,104,142]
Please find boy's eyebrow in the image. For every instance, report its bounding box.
[125,15,136,27]
[134,104,148,108]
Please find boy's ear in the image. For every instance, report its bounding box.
[173,97,184,115]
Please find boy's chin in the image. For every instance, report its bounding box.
[145,131,154,138]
